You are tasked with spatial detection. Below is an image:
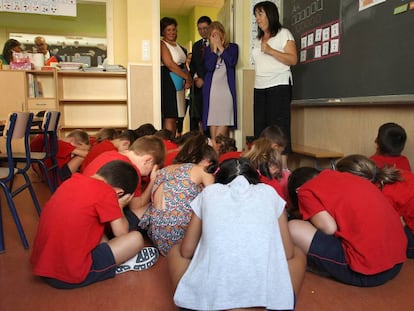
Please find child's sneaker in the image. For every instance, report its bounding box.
[116,246,159,274]
[134,246,159,270]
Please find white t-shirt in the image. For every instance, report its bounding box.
[252,28,295,89]
[174,176,294,311]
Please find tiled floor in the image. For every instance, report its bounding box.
[0,174,413,311]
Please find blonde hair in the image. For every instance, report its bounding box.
[242,137,282,179]
[129,135,165,167]
[208,21,229,48]
[66,129,90,145]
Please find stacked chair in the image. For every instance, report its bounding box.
[0,112,42,252]
[22,111,61,193]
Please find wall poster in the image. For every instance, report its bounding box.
[0,0,76,17]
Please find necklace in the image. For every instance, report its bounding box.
[216,57,223,69]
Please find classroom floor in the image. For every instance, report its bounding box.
[0,174,413,311]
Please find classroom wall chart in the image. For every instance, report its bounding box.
[0,0,76,17]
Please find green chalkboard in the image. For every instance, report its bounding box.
[283,0,414,102]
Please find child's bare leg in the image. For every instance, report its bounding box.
[107,231,144,264]
[287,245,307,297]
[288,219,317,254]
[167,243,191,292]
[129,197,150,219]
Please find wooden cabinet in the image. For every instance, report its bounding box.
[26,70,58,115]
[57,71,128,135]
[0,69,128,135]
[0,71,26,121]
[0,70,57,121]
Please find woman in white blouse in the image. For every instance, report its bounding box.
[160,17,192,136]
[252,1,297,170]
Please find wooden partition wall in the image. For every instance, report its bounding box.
[241,69,414,169]
[291,104,414,169]
[128,64,157,130]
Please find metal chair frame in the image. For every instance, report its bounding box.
[28,111,60,193]
[0,112,41,252]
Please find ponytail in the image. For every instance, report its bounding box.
[336,154,402,189]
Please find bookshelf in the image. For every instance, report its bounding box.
[26,70,58,115]
[0,70,128,136]
[57,71,128,135]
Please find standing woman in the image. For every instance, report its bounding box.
[160,17,192,136]
[252,1,297,169]
[202,21,238,143]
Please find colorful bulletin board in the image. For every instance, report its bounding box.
[0,0,76,17]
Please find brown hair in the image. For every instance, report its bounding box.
[243,137,282,179]
[95,128,119,143]
[2,39,21,63]
[67,129,90,145]
[173,134,217,166]
[160,17,177,36]
[130,135,166,167]
[260,124,287,148]
[215,135,237,155]
[117,129,138,145]
[336,154,402,189]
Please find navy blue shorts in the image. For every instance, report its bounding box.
[59,164,72,182]
[308,230,403,287]
[124,206,140,231]
[405,226,414,259]
[44,243,117,289]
